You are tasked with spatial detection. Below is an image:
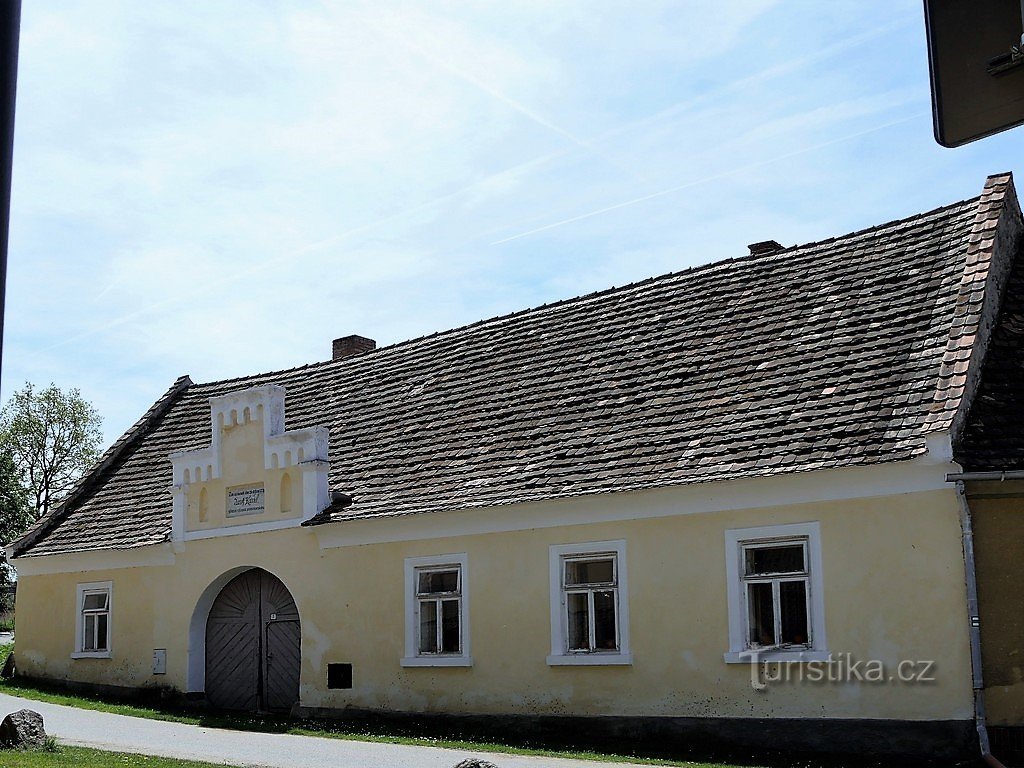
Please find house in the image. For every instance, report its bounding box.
[8,173,1024,760]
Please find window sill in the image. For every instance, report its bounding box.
[547,652,633,666]
[400,656,473,668]
[723,649,831,664]
[71,651,112,660]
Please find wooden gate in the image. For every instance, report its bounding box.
[205,569,300,712]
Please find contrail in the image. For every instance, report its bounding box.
[40,148,571,353]
[355,9,642,181]
[490,110,929,245]
[604,16,919,143]
[46,14,922,351]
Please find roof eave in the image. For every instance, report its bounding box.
[9,375,194,559]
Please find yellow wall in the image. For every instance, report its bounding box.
[185,418,303,532]
[13,486,973,721]
[969,480,1024,726]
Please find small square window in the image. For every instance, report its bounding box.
[327,663,353,689]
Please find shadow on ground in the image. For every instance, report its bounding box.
[0,675,977,768]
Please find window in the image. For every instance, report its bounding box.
[548,541,631,665]
[416,566,461,655]
[724,523,828,663]
[742,541,809,648]
[564,556,618,652]
[73,581,112,659]
[401,554,471,667]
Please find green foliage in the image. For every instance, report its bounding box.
[0,451,33,587]
[0,642,12,665]
[0,382,103,519]
[42,736,59,753]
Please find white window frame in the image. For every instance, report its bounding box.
[724,522,828,663]
[401,553,471,667]
[548,540,631,666]
[72,581,112,659]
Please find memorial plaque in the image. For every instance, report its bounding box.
[227,484,265,517]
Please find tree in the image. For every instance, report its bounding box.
[0,452,32,588]
[0,383,103,519]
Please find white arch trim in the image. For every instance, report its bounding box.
[186,566,254,693]
[186,565,303,694]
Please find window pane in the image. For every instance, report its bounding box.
[593,590,617,650]
[96,614,108,651]
[565,558,614,586]
[84,615,96,651]
[83,592,108,611]
[418,600,438,653]
[441,599,460,654]
[744,544,804,575]
[566,592,590,650]
[779,580,809,645]
[747,582,775,646]
[418,569,458,595]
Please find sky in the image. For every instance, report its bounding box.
[2,1,1020,446]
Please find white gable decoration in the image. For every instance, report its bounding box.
[168,384,330,542]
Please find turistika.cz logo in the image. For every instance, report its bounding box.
[740,651,937,691]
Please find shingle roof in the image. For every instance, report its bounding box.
[14,174,1022,557]
[956,193,1024,470]
[925,173,1022,439]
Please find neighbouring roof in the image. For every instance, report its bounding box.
[14,174,1023,557]
[956,215,1024,470]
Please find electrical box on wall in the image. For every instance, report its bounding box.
[152,649,167,675]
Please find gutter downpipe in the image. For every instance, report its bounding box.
[953,479,1007,768]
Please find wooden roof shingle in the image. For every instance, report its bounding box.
[14,174,1022,557]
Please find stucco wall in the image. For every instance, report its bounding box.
[184,416,304,532]
[12,484,972,722]
[969,480,1024,726]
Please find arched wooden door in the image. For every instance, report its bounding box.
[205,569,300,712]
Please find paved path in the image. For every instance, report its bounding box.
[0,692,639,768]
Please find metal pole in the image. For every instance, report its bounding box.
[0,0,20,382]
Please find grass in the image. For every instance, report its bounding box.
[0,643,964,768]
[0,745,237,768]
[0,641,13,670]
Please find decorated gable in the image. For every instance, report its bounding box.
[168,385,329,541]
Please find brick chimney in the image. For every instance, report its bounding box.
[332,335,376,361]
[748,240,784,256]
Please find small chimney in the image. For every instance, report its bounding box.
[332,335,376,361]
[748,240,784,256]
